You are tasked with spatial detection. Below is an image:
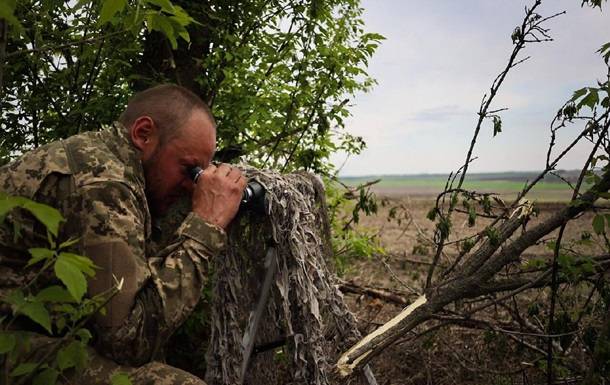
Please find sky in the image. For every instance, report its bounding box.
[331,1,610,176]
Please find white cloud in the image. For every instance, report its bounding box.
[334,0,610,176]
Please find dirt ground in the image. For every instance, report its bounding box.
[340,191,601,385]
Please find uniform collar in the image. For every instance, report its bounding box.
[104,122,146,188]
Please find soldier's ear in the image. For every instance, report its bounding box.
[130,116,159,160]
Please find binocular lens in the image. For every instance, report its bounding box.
[188,166,265,212]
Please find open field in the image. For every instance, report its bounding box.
[340,188,601,385]
[341,171,586,202]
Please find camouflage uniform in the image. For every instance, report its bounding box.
[0,123,226,384]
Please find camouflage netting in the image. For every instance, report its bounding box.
[203,169,366,385]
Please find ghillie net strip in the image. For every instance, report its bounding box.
[203,170,368,385]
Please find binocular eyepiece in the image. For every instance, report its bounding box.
[188,166,266,212]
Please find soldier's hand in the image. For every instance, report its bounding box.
[191,163,247,230]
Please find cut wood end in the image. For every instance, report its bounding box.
[337,350,371,377]
[336,294,428,377]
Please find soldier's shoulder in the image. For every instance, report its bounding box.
[0,138,71,196]
[62,128,139,188]
[0,127,141,197]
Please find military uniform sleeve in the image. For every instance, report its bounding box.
[73,181,226,366]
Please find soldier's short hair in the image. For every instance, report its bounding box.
[118,84,216,142]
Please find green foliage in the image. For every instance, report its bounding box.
[523,256,546,270]
[111,371,133,385]
[202,1,381,173]
[570,87,602,111]
[325,178,384,275]
[561,46,610,123]
[492,115,502,137]
[1,0,381,175]
[2,1,380,380]
[436,217,452,239]
[0,332,16,354]
[592,214,606,235]
[0,195,113,384]
[0,195,64,237]
[467,205,476,227]
[460,238,475,254]
[581,0,608,9]
[54,252,96,302]
[0,0,22,33]
[484,227,500,247]
[599,42,610,63]
[99,0,128,25]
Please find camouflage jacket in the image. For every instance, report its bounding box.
[0,123,226,366]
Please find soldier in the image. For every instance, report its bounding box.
[0,84,246,384]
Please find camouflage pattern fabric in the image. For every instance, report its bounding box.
[25,333,206,385]
[0,123,226,381]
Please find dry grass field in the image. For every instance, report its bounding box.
[340,186,601,385]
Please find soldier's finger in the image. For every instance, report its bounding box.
[227,166,243,181]
[215,163,232,176]
[203,163,217,174]
[238,175,247,188]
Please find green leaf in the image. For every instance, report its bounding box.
[145,0,174,11]
[111,372,133,385]
[485,227,500,246]
[58,252,96,277]
[461,239,474,254]
[598,41,610,63]
[55,255,88,302]
[177,29,190,43]
[578,88,600,110]
[0,0,23,33]
[0,195,22,219]
[492,116,502,137]
[20,301,52,334]
[57,341,87,371]
[100,0,128,24]
[170,4,196,26]
[75,328,92,344]
[35,286,75,303]
[593,214,605,235]
[468,206,476,227]
[56,317,66,332]
[570,87,589,102]
[169,19,190,43]
[10,362,38,377]
[0,332,16,354]
[33,368,58,385]
[27,248,55,267]
[5,289,26,308]
[21,201,64,237]
[149,13,177,49]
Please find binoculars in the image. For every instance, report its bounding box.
[188,166,266,212]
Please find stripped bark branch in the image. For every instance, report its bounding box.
[336,168,610,376]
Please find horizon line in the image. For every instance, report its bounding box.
[338,169,583,178]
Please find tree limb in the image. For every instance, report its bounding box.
[336,167,610,376]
